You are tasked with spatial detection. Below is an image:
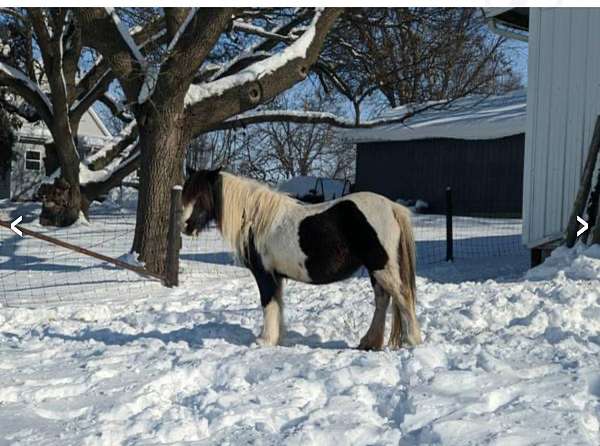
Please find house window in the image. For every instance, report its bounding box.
[25,150,42,171]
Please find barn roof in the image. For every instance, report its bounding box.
[344,89,526,143]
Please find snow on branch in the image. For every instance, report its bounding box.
[167,8,197,53]
[209,51,272,82]
[0,61,53,121]
[80,141,139,185]
[80,142,141,199]
[211,97,459,132]
[231,20,296,43]
[215,110,356,129]
[84,121,137,167]
[184,9,323,107]
[104,8,146,68]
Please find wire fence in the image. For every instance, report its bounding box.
[0,184,527,307]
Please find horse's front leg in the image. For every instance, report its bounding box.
[252,270,284,346]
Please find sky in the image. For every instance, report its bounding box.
[505,39,529,84]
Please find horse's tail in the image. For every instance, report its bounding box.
[392,204,417,313]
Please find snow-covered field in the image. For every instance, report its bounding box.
[1,198,600,445]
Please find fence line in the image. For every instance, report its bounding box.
[0,186,185,307]
[0,183,528,307]
[0,219,164,282]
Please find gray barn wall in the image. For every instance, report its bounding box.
[523,8,600,247]
[355,134,525,216]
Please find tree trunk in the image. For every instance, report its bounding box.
[38,122,83,227]
[132,102,188,275]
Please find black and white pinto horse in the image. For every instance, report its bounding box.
[181,169,422,350]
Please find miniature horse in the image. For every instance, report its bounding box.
[181,168,422,350]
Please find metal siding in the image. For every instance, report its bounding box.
[535,9,554,238]
[355,135,524,216]
[524,8,600,247]
[545,10,569,235]
[563,10,588,232]
[522,8,541,243]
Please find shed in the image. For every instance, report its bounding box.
[486,8,600,252]
[0,108,112,201]
[345,90,527,216]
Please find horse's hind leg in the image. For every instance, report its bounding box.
[388,286,421,348]
[358,276,390,351]
[373,269,422,349]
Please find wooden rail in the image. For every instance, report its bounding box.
[0,219,165,282]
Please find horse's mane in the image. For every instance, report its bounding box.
[219,172,296,259]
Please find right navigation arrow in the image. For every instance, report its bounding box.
[577,215,588,238]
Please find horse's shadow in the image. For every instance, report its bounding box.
[43,322,256,348]
[284,330,349,349]
[43,324,349,350]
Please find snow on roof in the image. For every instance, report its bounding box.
[278,176,347,201]
[344,89,526,143]
[17,108,113,145]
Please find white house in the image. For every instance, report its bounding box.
[486,7,600,259]
[0,108,112,201]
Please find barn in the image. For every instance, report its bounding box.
[0,108,112,201]
[486,7,600,259]
[345,90,527,216]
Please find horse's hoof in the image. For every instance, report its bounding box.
[256,336,278,347]
[357,340,383,351]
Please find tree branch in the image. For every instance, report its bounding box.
[231,20,296,43]
[75,8,147,101]
[153,8,235,100]
[0,62,53,125]
[98,93,133,122]
[208,96,460,132]
[185,8,343,137]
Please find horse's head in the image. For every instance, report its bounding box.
[181,167,221,236]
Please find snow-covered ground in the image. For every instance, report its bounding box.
[1,199,599,445]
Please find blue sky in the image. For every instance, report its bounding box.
[506,40,528,84]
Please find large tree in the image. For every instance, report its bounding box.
[73,8,343,274]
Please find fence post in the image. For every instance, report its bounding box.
[446,186,454,262]
[165,185,182,287]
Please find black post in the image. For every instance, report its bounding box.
[446,186,454,262]
[165,185,182,287]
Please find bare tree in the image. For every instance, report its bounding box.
[317,8,521,121]
[225,89,354,184]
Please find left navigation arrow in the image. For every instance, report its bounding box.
[10,216,23,237]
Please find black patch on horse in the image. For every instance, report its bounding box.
[244,229,281,307]
[298,200,388,284]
